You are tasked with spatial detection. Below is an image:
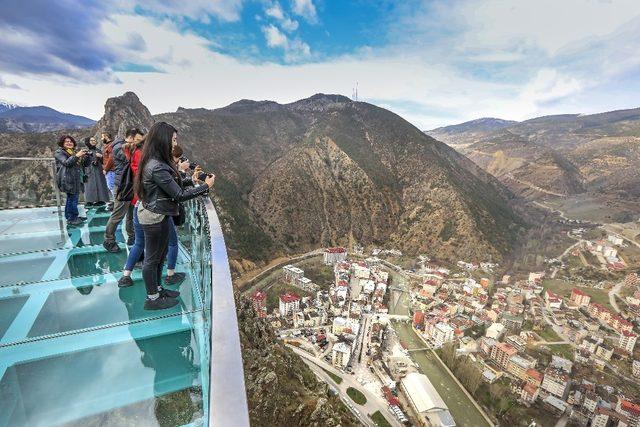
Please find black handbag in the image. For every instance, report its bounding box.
[173,203,185,226]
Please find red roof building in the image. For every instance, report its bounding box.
[413,311,425,330]
[279,292,301,316]
[525,368,543,387]
[569,288,591,307]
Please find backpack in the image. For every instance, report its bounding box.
[116,150,134,201]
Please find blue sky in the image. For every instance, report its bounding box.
[1,0,640,129]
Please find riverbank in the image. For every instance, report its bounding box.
[393,322,492,427]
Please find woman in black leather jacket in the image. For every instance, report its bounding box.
[134,122,215,310]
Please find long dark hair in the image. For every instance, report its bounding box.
[134,122,178,203]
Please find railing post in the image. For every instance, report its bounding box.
[49,159,65,242]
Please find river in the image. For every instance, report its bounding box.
[387,271,491,427]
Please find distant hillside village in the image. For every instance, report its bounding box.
[249,237,640,426]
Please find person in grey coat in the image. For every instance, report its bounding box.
[82,136,111,206]
[55,135,88,226]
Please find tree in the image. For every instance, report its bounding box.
[440,342,458,370]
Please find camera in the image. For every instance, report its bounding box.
[179,156,199,170]
[197,171,214,182]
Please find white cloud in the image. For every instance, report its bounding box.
[2,2,640,131]
[262,24,288,48]
[452,0,640,55]
[520,69,584,105]
[291,0,317,23]
[133,0,244,22]
[265,2,299,32]
[262,24,310,61]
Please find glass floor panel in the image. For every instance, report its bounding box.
[0,313,204,427]
[0,231,68,255]
[0,206,208,427]
[0,254,60,286]
[88,215,110,227]
[0,247,189,287]
[0,218,66,236]
[25,275,198,341]
[0,207,61,222]
[0,295,28,338]
[70,227,126,247]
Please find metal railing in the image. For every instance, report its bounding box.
[184,197,250,426]
[0,157,64,241]
[0,155,251,425]
[0,156,62,210]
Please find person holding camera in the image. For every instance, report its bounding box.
[55,135,89,226]
[83,136,111,206]
[103,128,144,252]
[117,145,197,289]
[135,122,214,310]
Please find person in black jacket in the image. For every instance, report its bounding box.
[103,128,144,252]
[135,122,214,310]
[54,135,88,226]
[82,137,111,206]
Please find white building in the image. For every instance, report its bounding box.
[332,342,351,368]
[620,331,638,353]
[352,263,370,279]
[431,323,455,348]
[541,368,570,399]
[608,235,624,246]
[283,265,304,283]
[332,316,359,336]
[279,292,301,317]
[361,279,376,295]
[485,322,505,340]
[296,276,318,292]
[400,372,455,427]
[592,411,609,427]
[323,247,347,265]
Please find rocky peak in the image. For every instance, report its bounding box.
[93,91,154,139]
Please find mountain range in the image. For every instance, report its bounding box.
[0,101,95,133]
[1,92,527,266]
[426,108,640,204]
[149,93,526,265]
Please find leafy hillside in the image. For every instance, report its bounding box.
[154,93,527,264]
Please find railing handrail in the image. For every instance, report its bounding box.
[202,197,250,426]
[0,156,54,161]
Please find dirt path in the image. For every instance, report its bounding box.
[238,249,323,294]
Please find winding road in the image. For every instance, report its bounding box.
[287,344,403,427]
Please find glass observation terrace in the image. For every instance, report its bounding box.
[0,157,249,426]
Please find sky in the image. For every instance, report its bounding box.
[1,0,640,129]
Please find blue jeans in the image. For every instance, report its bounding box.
[124,207,179,271]
[65,193,79,221]
[124,206,144,271]
[105,170,116,196]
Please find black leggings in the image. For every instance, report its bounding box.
[141,216,171,295]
